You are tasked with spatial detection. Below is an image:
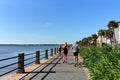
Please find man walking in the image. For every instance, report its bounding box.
[72,41,79,67]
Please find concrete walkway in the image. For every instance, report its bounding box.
[19,50,88,80]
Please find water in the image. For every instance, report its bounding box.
[0,45,58,78]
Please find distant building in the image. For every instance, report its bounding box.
[114,22,120,44]
[97,22,120,45]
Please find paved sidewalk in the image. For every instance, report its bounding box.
[19,50,88,80]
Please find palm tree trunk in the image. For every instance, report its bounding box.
[113,28,116,43]
[118,27,120,43]
[110,37,112,47]
[105,37,107,44]
[100,36,102,46]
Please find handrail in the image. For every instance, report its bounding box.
[40,53,45,56]
[25,52,35,56]
[40,50,45,53]
[0,62,18,69]
[24,61,35,67]
[0,68,17,77]
[0,47,58,77]
[48,50,51,52]
[0,56,18,61]
[24,57,36,61]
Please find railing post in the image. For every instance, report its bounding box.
[57,48,58,53]
[51,48,53,56]
[35,50,40,64]
[54,48,56,55]
[17,53,25,73]
[45,49,48,59]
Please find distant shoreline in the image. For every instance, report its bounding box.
[0,44,61,46]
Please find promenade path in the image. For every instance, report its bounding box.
[19,50,88,80]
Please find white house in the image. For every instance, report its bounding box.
[97,22,120,45]
[114,22,120,44]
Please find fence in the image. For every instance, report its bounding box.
[0,48,58,77]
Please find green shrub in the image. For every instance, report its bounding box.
[79,44,120,80]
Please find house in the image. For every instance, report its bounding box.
[96,22,120,45]
[114,22,120,44]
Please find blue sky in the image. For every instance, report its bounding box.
[0,0,120,44]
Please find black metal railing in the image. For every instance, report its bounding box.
[0,48,58,77]
[0,56,18,77]
[24,52,36,67]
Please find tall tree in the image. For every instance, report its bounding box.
[87,36,92,45]
[81,38,88,46]
[92,34,98,42]
[103,30,108,43]
[92,34,98,45]
[98,29,104,46]
[107,20,118,43]
[106,29,114,47]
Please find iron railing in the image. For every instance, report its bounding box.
[0,48,58,77]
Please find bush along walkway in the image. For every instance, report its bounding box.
[19,50,88,80]
[80,45,120,80]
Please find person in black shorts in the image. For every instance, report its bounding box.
[58,46,62,56]
[73,52,78,56]
[72,41,79,67]
[62,42,68,63]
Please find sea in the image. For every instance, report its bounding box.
[0,44,59,79]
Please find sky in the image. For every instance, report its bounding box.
[0,0,120,44]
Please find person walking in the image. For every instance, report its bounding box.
[62,42,68,63]
[58,46,62,56]
[72,41,79,67]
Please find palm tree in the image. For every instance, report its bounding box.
[81,38,88,46]
[92,34,98,41]
[78,40,82,46]
[98,29,104,46]
[91,34,98,45]
[87,36,92,45]
[107,20,118,43]
[106,29,114,47]
[103,30,108,43]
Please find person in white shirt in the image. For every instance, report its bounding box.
[72,41,79,67]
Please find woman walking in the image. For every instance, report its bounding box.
[58,46,62,56]
[62,42,68,63]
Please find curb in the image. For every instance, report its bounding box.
[78,55,91,80]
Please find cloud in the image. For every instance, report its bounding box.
[45,22,52,26]
[40,22,53,28]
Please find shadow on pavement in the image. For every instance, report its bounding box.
[19,56,62,80]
